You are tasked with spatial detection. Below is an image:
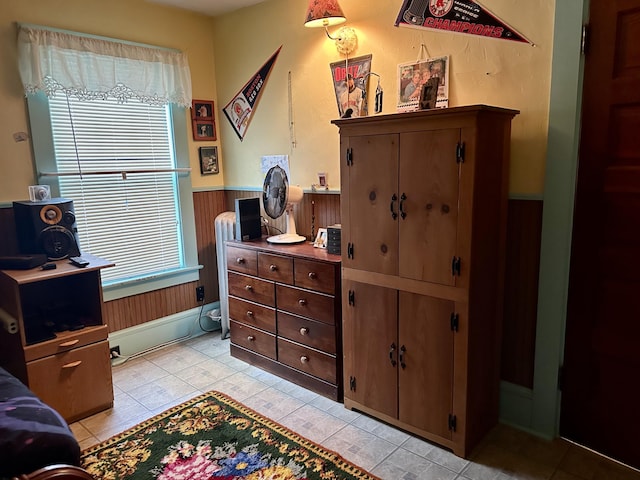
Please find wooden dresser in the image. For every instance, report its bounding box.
[226,239,342,400]
[0,254,114,422]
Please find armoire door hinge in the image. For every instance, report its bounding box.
[456,142,465,163]
[347,242,354,259]
[448,413,457,431]
[349,376,356,391]
[450,312,459,332]
[348,290,355,306]
[346,147,353,166]
[451,256,461,276]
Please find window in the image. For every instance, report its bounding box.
[18,25,198,300]
[48,95,183,284]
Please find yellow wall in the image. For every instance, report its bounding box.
[0,0,555,204]
[213,0,554,195]
[0,0,223,204]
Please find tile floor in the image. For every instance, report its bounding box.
[70,332,640,480]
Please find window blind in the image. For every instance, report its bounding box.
[48,95,183,283]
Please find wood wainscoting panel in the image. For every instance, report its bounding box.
[193,190,228,305]
[501,199,543,389]
[225,190,341,241]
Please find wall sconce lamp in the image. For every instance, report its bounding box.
[304,0,358,55]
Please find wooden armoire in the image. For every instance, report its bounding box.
[332,105,519,457]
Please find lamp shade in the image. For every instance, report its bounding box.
[304,0,346,28]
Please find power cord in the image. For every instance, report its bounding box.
[110,298,220,367]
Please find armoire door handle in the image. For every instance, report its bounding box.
[390,194,398,220]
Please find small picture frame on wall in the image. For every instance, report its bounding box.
[199,146,219,175]
[193,120,216,141]
[192,99,214,120]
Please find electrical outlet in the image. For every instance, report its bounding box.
[196,286,205,302]
[109,346,120,359]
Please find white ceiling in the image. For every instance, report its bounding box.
[145,0,269,17]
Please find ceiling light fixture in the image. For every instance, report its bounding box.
[304,0,358,55]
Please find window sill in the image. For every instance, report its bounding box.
[102,265,203,302]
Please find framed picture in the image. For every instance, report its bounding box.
[199,146,219,175]
[397,56,449,112]
[313,228,328,249]
[192,99,214,120]
[192,120,216,141]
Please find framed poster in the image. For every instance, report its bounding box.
[397,56,449,112]
[199,146,219,175]
[329,54,372,118]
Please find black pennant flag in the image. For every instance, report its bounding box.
[223,46,282,141]
[395,0,532,45]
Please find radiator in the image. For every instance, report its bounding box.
[214,211,236,339]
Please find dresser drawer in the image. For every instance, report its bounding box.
[227,245,258,275]
[278,338,336,384]
[228,271,275,306]
[229,296,276,333]
[231,320,276,359]
[258,252,293,284]
[24,325,109,362]
[26,340,113,422]
[278,312,336,354]
[294,258,336,295]
[276,284,335,325]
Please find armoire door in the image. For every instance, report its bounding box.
[342,280,397,418]
[562,0,640,469]
[398,291,455,439]
[341,134,399,275]
[398,129,460,285]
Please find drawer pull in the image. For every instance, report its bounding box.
[245,285,253,291]
[59,339,80,347]
[247,335,255,342]
[62,360,82,369]
[300,355,309,364]
[299,327,309,335]
[269,264,278,271]
[247,311,254,317]
[236,257,245,264]
[298,299,307,306]
[308,272,317,279]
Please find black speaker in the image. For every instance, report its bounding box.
[13,198,81,260]
[235,198,262,241]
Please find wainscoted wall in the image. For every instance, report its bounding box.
[224,190,341,242]
[0,194,542,389]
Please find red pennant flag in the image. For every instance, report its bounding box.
[395,0,532,45]
[223,46,282,141]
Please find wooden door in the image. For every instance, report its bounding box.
[398,129,460,285]
[398,291,454,439]
[342,134,399,275]
[562,0,640,469]
[342,280,398,418]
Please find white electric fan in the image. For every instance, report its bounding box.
[262,165,306,244]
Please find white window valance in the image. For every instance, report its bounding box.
[17,24,192,107]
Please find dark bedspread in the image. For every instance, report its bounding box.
[0,367,80,478]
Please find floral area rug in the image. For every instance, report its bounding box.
[81,391,380,480]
